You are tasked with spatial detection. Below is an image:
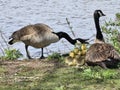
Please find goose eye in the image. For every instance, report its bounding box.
[9,36,12,39]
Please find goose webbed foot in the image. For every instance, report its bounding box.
[25,45,33,59]
[40,48,45,59]
[98,62,108,69]
[28,57,32,59]
[27,55,32,59]
[40,55,45,59]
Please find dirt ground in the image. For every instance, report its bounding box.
[0,59,63,85]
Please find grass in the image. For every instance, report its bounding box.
[33,66,120,90]
[0,60,120,90]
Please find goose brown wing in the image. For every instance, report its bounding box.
[34,23,53,32]
[19,24,52,35]
[85,43,120,62]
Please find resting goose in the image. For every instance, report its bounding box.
[85,10,120,69]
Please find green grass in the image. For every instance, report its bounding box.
[31,66,120,90]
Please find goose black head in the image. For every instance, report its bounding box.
[53,31,89,44]
[94,10,106,42]
[94,10,106,18]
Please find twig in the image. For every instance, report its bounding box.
[0,30,9,49]
[66,18,75,37]
[0,45,5,55]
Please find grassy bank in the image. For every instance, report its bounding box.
[0,59,120,90]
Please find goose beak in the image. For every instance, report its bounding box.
[102,13,106,16]
[82,39,89,44]
[78,38,89,44]
[102,14,106,16]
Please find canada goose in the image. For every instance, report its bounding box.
[85,10,120,69]
[8,23,89,59]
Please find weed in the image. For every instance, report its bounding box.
[116,13,120,20]
[0,30,23,60]
[1,49,23,60]
[47,52,64,61]
[102,13,120,53]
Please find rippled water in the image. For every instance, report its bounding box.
[0,0,120,58]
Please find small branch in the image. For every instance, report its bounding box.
[0,30,9,49]
[66,18,75,37]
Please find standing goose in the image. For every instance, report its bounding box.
[8,23,89,59]
[85,10,120,69]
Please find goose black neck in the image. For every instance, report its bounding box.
[94,16,104,41]
[54,32,77,45]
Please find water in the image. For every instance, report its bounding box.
[0,0,120,58]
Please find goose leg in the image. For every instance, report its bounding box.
[98,62,107,69]
[25,45,32,59]
[40,48,45,59]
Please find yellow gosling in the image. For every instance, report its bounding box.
[77,51,82,56]
[73,48,79,54]
[69,51,75,58]
[81,50,87,55]
[81,44,87,50]
[73,55,85,66]
[65,56,74,66]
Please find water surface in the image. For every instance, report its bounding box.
[0,0,120,58]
